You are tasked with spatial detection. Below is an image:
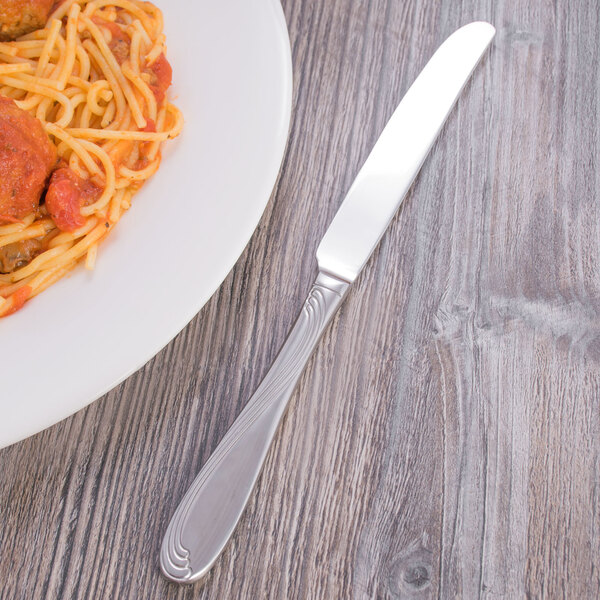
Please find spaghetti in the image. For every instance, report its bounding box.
[0,0,183,317]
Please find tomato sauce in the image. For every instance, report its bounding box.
[134,118,156,169]
[2,285,32,316]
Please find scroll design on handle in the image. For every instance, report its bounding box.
[161,271,349,582]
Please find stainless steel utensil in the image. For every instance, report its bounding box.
[161,21,495,583]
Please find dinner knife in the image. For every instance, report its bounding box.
[161,21,495,583]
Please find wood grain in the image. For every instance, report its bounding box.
[2,0,600,598]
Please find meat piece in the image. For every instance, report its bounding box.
[0,238,43,273]
[45,167,102,232]
[0,0,54,41]
[111,37,130,64]
[92,16,131,64]
[0,96,57,223]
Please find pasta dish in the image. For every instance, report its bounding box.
[0,0,183,316]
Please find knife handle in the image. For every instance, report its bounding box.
[160,270,350,583]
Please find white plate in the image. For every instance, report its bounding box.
[0,0,292,449]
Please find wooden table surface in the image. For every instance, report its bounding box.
[2,1,600,598]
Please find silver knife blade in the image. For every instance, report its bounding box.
[316,21,495,282]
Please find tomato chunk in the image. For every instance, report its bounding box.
[147,53,172,103]
[45,168,102,232]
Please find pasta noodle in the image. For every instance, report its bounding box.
[0,0,183,317]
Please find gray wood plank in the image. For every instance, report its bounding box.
[1,0,600,598]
